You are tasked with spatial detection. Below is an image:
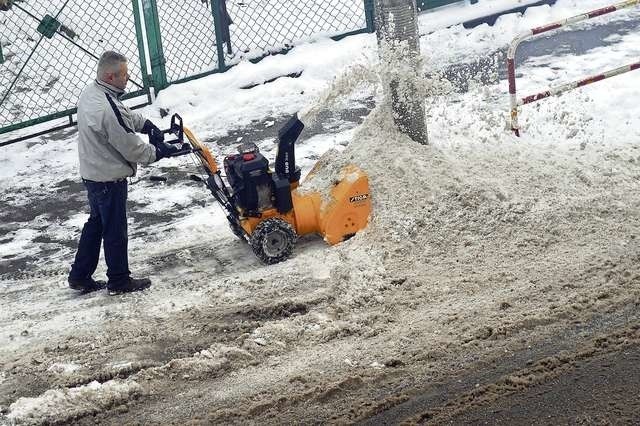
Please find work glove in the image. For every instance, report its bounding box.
[152,140,179,161]
[141,119,164,145]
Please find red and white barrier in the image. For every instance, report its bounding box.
[507,0,640,136]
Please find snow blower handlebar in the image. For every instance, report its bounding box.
[158,112,306,175]
[157,114,221,176]
[159,114,194,158]
[167,114,184,143]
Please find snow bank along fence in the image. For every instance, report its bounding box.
[0,0,376,145]
[507,0,640,136]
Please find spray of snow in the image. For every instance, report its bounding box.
[299,61,378,128]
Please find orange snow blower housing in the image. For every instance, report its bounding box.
[163,114,371,264]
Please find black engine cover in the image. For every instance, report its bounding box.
[224,153,272,214]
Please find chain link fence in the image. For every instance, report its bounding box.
[0,0,374,144]
[0,0,148,139]
[154,0,220,83]
[223,0,368,64]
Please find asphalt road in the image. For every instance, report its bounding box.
[361,308,640,425]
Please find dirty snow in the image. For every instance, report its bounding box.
[1,0,640,424]
[6,380,142,425]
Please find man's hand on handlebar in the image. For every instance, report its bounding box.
[146,114,192,160]
[142,120,164,145]
[152,140,180,161]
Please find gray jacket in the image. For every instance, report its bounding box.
[76,80,156,182]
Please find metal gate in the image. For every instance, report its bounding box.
[0,0,150,143]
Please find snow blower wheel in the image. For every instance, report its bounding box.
[250,218,297,264]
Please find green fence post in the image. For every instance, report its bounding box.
[140,0,167,94]
[364,0,375,32]
[131,0,152,101]
[210,0,227,72]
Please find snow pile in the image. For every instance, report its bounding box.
[287,26,640,340]
[299,40,451,195]
[5,379,142,425]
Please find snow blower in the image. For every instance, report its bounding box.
[160,114,372,264]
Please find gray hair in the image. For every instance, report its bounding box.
[96,51,127,80]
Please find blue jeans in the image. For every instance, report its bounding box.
[69,180,130,286]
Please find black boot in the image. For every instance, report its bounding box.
[107,277,152,296]
[68,277,107,294]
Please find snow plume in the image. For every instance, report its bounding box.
[5,380,142,425]
[298,37,457,195]
[299,61,379,128]
[298,38,454,130]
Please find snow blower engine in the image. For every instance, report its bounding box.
[160,113,371,264]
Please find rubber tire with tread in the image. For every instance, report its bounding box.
[249,218,297,264]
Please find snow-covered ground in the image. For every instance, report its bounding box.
[2,0,640,424]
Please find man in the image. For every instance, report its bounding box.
[68,51,178,295]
